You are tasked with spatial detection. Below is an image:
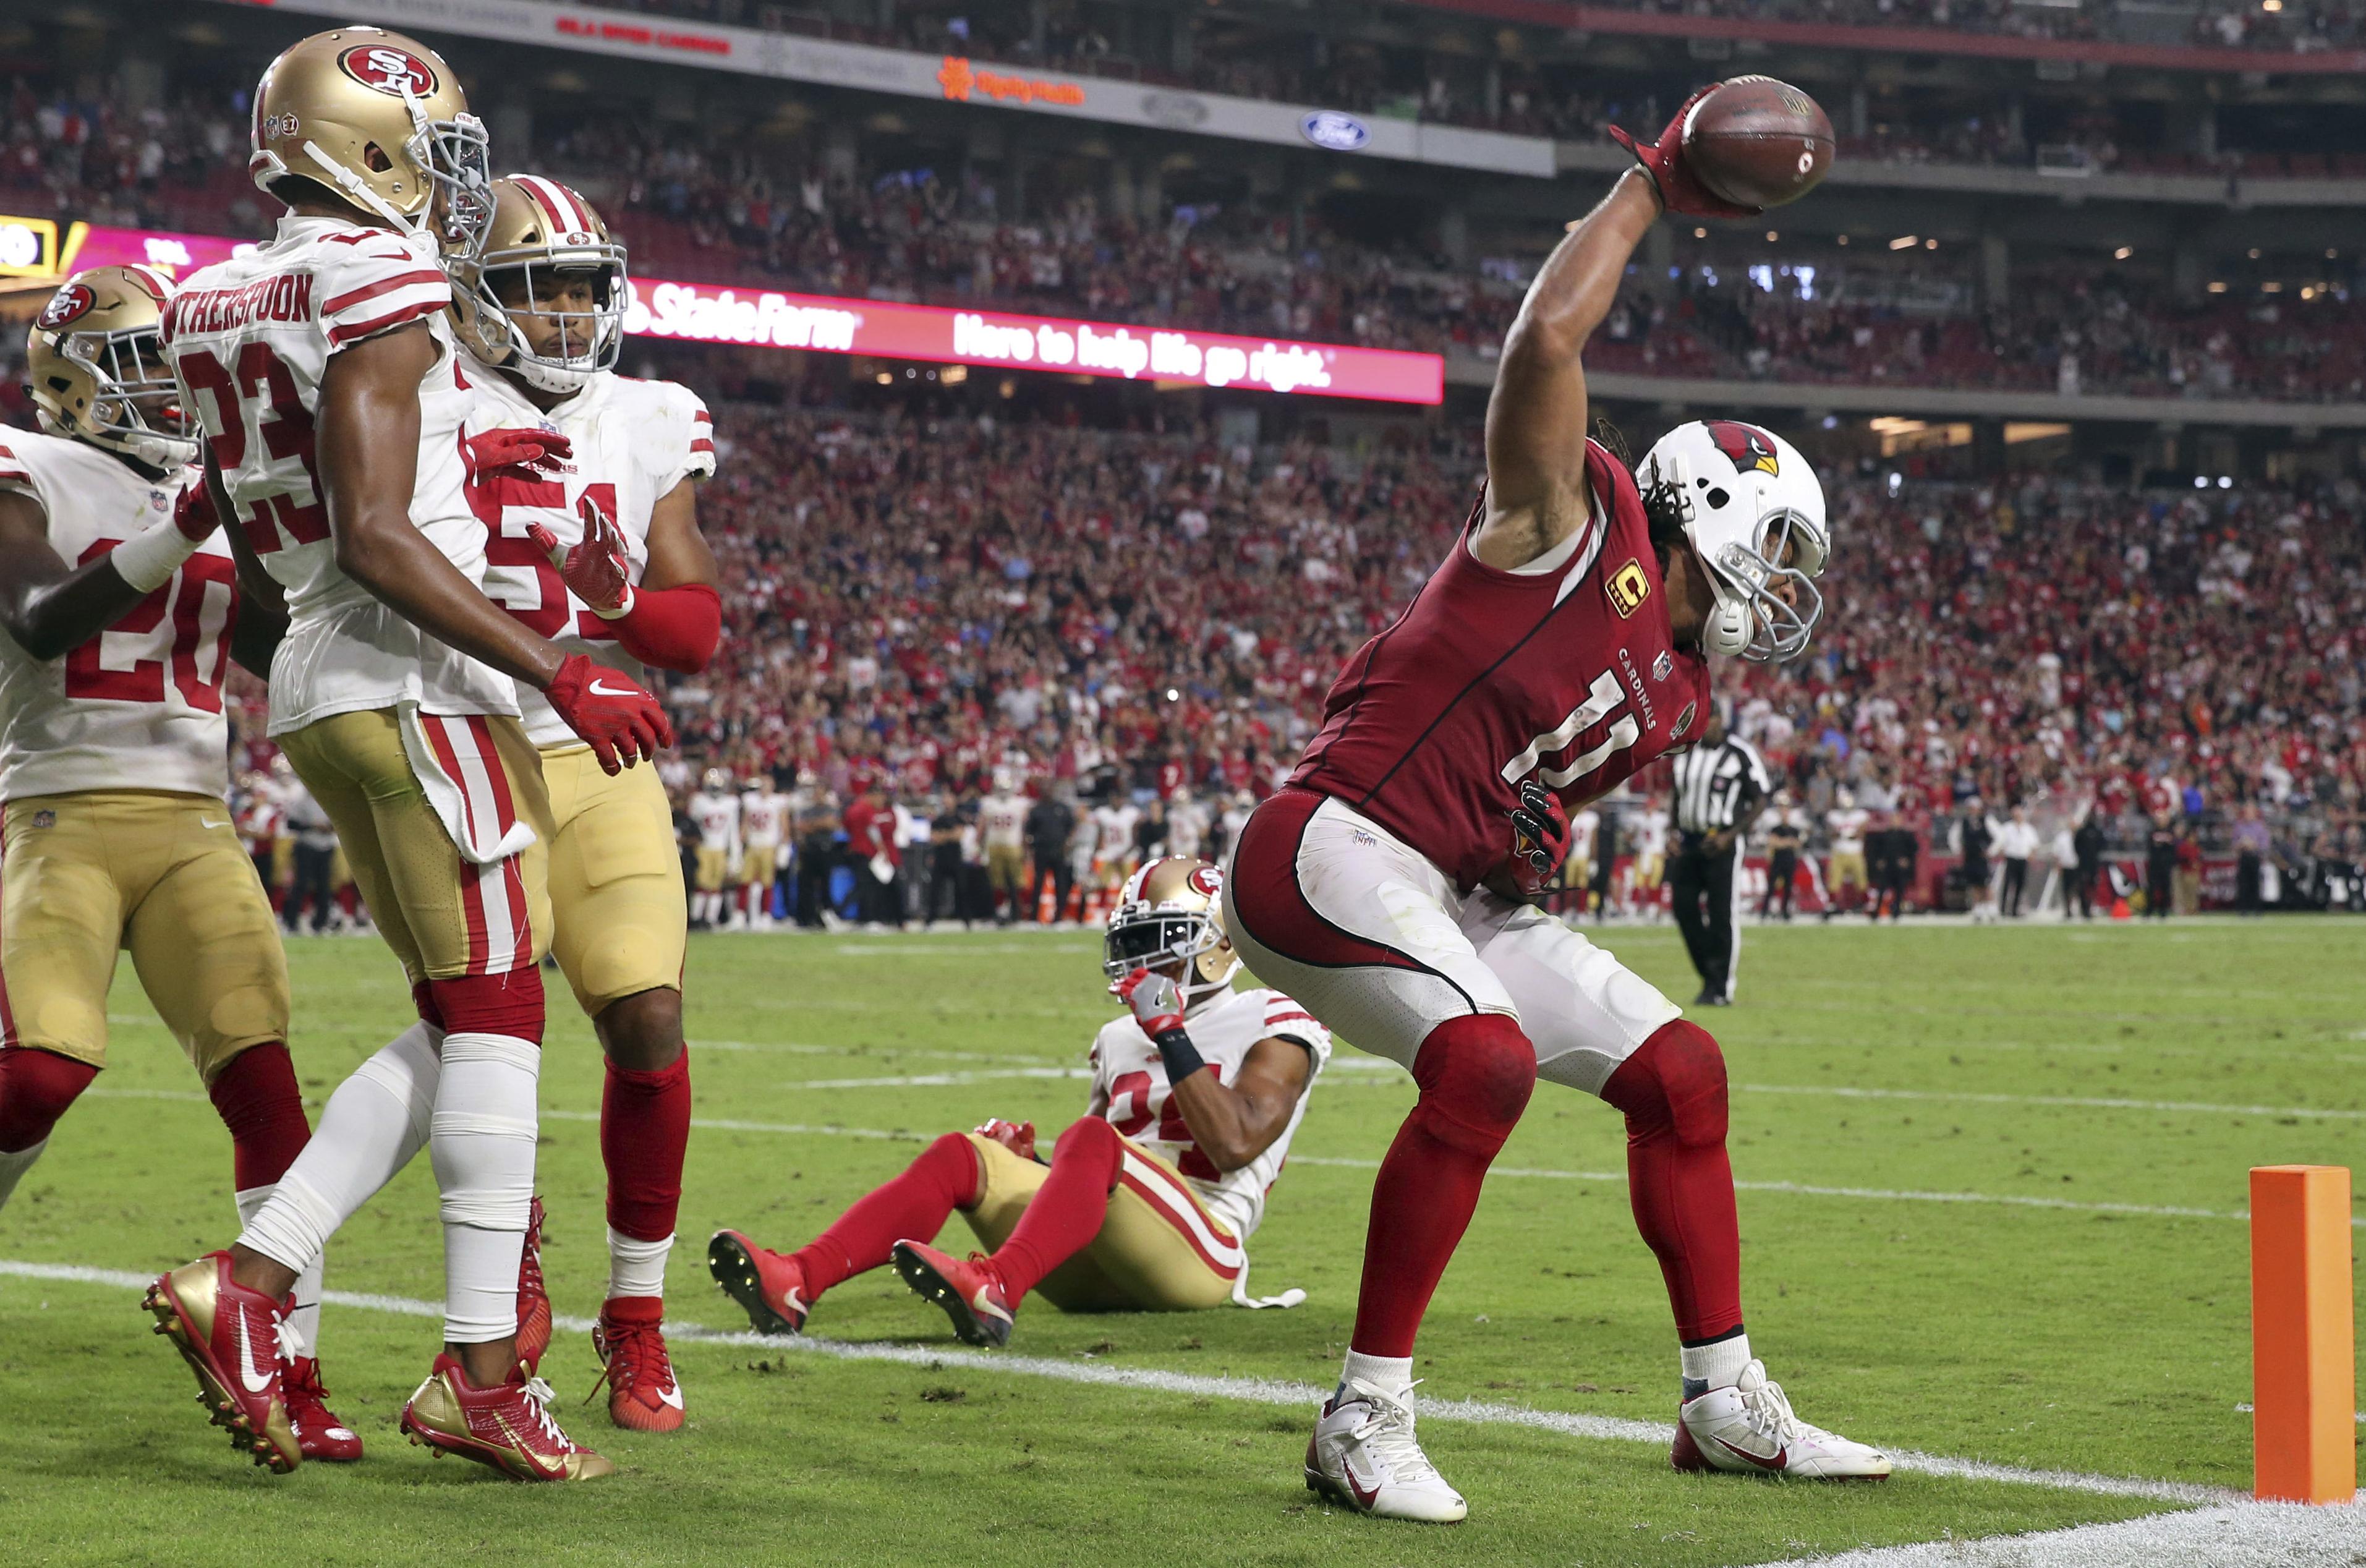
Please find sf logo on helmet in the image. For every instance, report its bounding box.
[338,45,438,97]
[37,283,94,333]
[1705,420,1781,477]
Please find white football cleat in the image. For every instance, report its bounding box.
[1304,1379,1468,1523]
[1672,1360,1891,1480]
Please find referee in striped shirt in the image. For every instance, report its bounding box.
[1667,705,1771,1007]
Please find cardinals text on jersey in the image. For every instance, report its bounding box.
[0,431,236,800]
[466,365,715,749]
[161,214,513,732]
[1287,438,1712,891]
[1086,987,1330,1246]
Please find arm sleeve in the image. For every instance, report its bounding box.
[318,232,451,352]
[610,581,721,675]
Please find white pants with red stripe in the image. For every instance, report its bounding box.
[1224,789,1680,1093]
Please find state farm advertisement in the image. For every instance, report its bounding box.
[48,222,1445,406]
[623,279,1445,404]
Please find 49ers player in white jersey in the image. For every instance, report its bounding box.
[443,173,723,1430]
[0,265,359,1462]
[142,28,665,1481]
[710,858,1326,1344]
[1225,88,1887,1520]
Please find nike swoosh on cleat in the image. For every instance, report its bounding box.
[235,1314,273,1395]
[586,678,640,698]
[970,1289,1012,1324]
[1342,1457,1383,1510]
[1716,1436,1788,1472]
[655,1383,685,1412]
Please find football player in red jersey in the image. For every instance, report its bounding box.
[1223,91,1887,1522]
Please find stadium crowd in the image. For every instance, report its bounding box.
[192,401,2366,921]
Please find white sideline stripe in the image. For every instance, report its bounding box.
[0,1259,2231,1507]
[1738,1497,2363,1568]
[783,1068,1096,1091]
[75,1096,2365,1227]
[1737,1083,2366,1121]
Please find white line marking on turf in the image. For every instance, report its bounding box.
[1737,1083,2366,1120]
[75,1100,2361,1227]
[1738,1496,2362,1567]
[0,1259,2232,1507]
[783,1068,1096,1091]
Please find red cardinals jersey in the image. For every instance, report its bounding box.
[1287,439,1711,891]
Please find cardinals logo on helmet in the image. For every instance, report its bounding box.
[338,44,438,97]
[1705,420,1781,477]
[36,283,93,332]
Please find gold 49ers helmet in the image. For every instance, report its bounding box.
[1104,857,1241,1010]
[25,264,197,474]
[247,27,492,255]
[446,174,628,394]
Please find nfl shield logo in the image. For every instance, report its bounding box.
[1651,650,1672,681]
[30,809,54,829]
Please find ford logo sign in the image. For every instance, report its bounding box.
[1300,110,1369,151]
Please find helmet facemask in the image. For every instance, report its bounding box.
[403,88,495,260]
[467,247,627,394]
[1701,503,1826,664]
[35,320,197,474]
[1102,908,1239,1012]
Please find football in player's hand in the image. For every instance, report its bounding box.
[1682,77,1834,210]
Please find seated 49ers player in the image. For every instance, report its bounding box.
[0,266,357,1461]
[1223,92,1887,1522]
[709,858,1326,1344]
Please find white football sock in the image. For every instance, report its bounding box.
[0,1138,49,1212]
[235,1022,443,1277]
[606,1225,674,1302]
[236,1183,327,1356]
[1681,1331,1753,1394]
[1340,1350,1415,1402]
[430,1030,540,1344]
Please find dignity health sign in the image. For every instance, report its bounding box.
[33,221,1446,406]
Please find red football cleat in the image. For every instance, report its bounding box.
[890,1239,1014,1349]
[143,1251,302,1473]
[516,1195,552,1374]
[706,1229,809,1336]
[592,1296,685,1433]
[399,1353,615,1481]
[284,1354,364,1462]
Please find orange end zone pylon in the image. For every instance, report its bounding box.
[2250,1164,2356,1503]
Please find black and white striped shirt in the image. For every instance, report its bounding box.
[1670,736,1771,835]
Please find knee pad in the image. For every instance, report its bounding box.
[427,968,545,1042]
[0,1047,98,1153]
[1408,1013,1538,1159]
[1604,1020,1728,1148]
[352,1021,445,1151]
[430,1031,541,1230]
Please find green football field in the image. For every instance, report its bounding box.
[2,918,2358,1567]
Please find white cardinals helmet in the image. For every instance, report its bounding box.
[1636,420,1829,663]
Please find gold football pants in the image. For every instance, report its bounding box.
[540,744,687,1015]
[959,1131,1241,1311]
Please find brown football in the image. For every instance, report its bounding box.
[1682,76,1835,210]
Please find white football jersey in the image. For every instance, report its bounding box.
[0,431,236,801]
[689,789,741,854]
[1092,802,1139,861]
[1634,808,1670,856]
[466,364,715,749]
[1086,986,1330,1246]
[1569,806,1599,863]
[978,791,1028,850]
[740,788,787,848]
[161,214,513,733]
[1165,799,1209,859]
[1827,807,1869,853]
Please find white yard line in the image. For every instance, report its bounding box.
[1735,1083,2366,1120]
[1738,1496,2362,1567]
[0,1258,2231,1508]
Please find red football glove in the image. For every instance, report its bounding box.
[1507,778,1573,900]
[172,482,221,543]
[973,1118,1038,1161]
[526,493,634,618]
[542,652,672,775]
[1110,967,1188,1038]
[461,427,572,485]
[1605,83,1761,219]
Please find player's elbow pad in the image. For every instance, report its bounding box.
[613,582,721,675]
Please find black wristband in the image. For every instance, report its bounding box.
[1152,1026,1207,1084]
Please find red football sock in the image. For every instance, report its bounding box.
[602,1047,693,1242]
[989,1117,1125,1303]
[1601,1020,1744,1342]
[791,1131,981,1295]
[206,1042,312,1190]
[0,1047,98,1153]
[1351,1013,1537,1357]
